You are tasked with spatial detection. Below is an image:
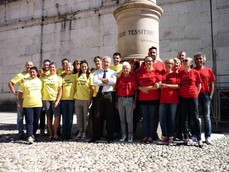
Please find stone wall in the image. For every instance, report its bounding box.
[0,0,229,107]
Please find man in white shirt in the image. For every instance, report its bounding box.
[89,56,117,143]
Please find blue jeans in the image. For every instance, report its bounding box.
[118,97,133,135]
[159,103,178,137]
[198,94,211,138]
[180,97,201,141]
[24,107,42,137]
[140,104,158,138]
[61,100,74,134]
[17,99,24,135]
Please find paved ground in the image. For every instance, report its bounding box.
[1,112,229,172]
[0,111,228,141]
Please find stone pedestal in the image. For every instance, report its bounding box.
[114,0,163,61]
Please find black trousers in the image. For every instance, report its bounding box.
[93,92,114,139]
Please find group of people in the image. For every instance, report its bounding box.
[8,47,215,148]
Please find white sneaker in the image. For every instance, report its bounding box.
[128,134,133,143]
[119,134,126,142]
[28,136,34,144]
[205,137,213,145]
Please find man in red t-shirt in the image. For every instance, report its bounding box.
[177,51,186,72]
[194,52,216,145]
[140,46,165,74]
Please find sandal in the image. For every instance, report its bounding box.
[141,138,147,143]
[198,140,203,148]
[47,135,52,141]
[145,138,153,144]
[53,135,59,140]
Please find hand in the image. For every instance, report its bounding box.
[141,87,149,93]
[115,103,118,109]
[54,101,59,108]
[132,103,136,110]
[88,99,92,106]
[17,103,22,109]
[14,91,18,97]
[100,78,109,84]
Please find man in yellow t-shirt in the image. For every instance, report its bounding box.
[38,59,51,135]
[110,52,123,138]
[8,61,33,139]
[57,58,69,76]
[110,52,123,78]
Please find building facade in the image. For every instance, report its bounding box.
[0,0,229,109]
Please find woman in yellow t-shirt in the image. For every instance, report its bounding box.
[41,62,62,141]
[60,62,76,139]
[17,66,42,144]
[74,60,94,140]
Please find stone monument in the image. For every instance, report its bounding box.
[114,0,163,61]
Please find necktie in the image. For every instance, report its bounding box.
[98,70,107,92]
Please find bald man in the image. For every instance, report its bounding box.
[8,61,34,139]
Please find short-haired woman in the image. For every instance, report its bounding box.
[159,58,180,145]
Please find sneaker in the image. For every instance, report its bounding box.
[161,136,169,142]
[27,136,34,144]
[205,137,213,145]
[75,133,82,140]
[128,134,133,143]
[119,134,126,142]
[168,137,174,145]
[190,136,197,142]
[81,133,87,140]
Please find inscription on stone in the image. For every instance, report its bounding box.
[119,30,154,38]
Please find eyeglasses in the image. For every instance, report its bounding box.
[145,60,153,63]
[183,60,189,62]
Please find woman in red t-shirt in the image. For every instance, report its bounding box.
[115,62,138,143]
[159,58,180,145]
[137,56,161,144]
[179,57,203,148]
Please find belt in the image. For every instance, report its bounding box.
[118,96,133,98]
[199,93,209,96]
[99,91,112,95]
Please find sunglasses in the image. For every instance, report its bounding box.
[145,60,153,63]
[183,60,189,62]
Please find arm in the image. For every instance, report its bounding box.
[17,92,23,109]
[209,82,214,99]
[8,81,17,96]
[132,90,137,109]
[160,83,180,89]
[197,83,201,94]
[54,86,62,108]
[93,71,103,86]
[88,85,94,106]
[107,71,117,85]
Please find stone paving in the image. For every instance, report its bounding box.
[0,112,229,172]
